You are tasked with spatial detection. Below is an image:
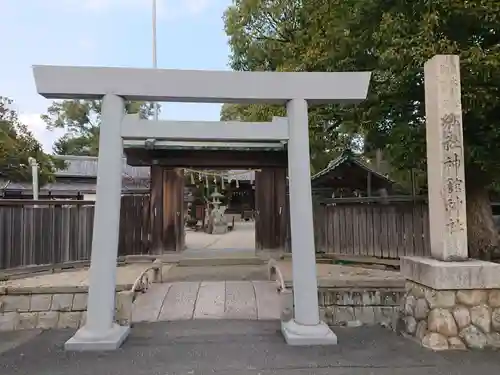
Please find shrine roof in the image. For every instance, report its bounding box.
[311,150,395,189]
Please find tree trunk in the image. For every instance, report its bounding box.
[465,181,499,260]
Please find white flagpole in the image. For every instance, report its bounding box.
[152,0,159,120]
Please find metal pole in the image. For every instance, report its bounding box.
[152,0,159,121]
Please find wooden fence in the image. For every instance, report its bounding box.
[0,195,150,270]
[118,194,151,256]
[308,197,431,258]
[1,195,432,269]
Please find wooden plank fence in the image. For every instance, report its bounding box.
[285,197,431,258]
[0,195,150,270]
[1,195,432,269]
[118,194,151,256]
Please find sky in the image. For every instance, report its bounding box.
[0,0,233,152]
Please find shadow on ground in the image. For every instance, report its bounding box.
[1,321,500,375]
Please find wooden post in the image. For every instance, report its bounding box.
[150,167,185,252]
[367,172,372,197]
[150,165,163,253]
[162,168,184,251]
[275,168,288,250]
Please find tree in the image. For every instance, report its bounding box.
[42,100,156,156]
[0,97,58,184]
[223,0,500,259]
[220,102,359,174]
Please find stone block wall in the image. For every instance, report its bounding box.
[318,287,405,328]
[401,281,500,350]
[0,290,134,332]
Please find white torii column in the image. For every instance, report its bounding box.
[282,98,337,345]
[65,94,130,351]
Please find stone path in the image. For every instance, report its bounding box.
[131,281,280,323]
[185,221,256,250]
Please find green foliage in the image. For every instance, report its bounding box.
[222,0,370,174]
[0,97,59,184]
[223,0,500,258]
[42,100,157,156]
[223,0,500,187]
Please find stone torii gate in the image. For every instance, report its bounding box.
[33,66,371,350]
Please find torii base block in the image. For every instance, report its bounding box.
[281,320,338,346]
[65,324,130,351]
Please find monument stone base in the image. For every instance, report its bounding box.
[65,323,130,351]
[212,224,228,234]
[281,319,338,346]
[400,256,500,350]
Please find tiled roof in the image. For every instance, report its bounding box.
[52,156,255,181]
[1,156,256,194]
[53,155,150,178]
[311,151,394,184]
[0,177,149,194]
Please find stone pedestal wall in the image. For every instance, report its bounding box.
[401,281,500,350]
[282,286,405,328]
[0,290,134,332]
[320,288,403,328]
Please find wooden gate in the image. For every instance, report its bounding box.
[255,168,288,250]
[150,166,185,252]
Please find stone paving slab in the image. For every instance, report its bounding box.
[131,283,172,323]
[277,261,405,287]
[0,264,161,294]
[132,281,280,323]
[194,281,226,319]
[1,321,500,375]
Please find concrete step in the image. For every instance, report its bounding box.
[164,265,269,282]
[178,257,264,267]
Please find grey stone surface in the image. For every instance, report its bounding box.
[64,324,130,352]
[37,311,59,330]
[30,295,53,312]
[225,281,257,319]
[401,256,500,290]
[1,295,30,312]
[131,283,171,323]
[131,281,281,323]
[72,294,88,311]
[1,321,500,374]
[57,312,81,329]
[193,281,226,319]
[17,313,37,330]
[157,281,199,321]
[50,294,74,312]
[0,313,18,331]
[164,264,268,282]
[401,281,500,350]
[253,281,281,320]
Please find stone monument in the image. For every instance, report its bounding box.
[400,55,500,350]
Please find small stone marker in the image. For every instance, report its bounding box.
[424,55,468,261]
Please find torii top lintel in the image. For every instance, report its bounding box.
[32,65,371,105]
